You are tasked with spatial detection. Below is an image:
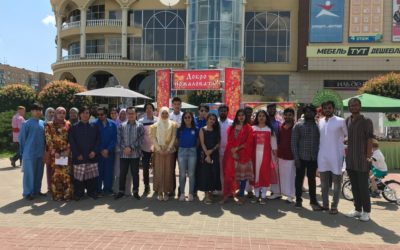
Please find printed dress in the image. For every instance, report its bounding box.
[45,121,73,201]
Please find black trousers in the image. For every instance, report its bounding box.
[347,169,371,213]
[11,142,20,162]
[120,158,139,193]
[295,159,318,204]
[141,151,152,189]
[74,177,97,198]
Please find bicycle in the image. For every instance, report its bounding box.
[341,173,400,205]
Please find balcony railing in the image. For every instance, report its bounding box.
[61,21,81,30]
[86,19,122,27]
[86,53,122,60]
[62,54,80,61]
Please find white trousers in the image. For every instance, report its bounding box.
[277,158,296,198]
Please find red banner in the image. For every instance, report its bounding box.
[224,68,241,120]
[173,70,221,90]
[156,69,171,113]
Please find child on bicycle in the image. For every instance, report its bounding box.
[369,139,388,197]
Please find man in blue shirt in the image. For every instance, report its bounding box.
[19,103,46,200]
[94,107,117,196]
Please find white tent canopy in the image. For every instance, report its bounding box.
[135,102,197,109]
[75,86,151,99]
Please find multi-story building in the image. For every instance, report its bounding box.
[0,63,54,91]
[50,0,400,103]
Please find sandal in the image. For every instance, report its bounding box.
[329,208,338,215]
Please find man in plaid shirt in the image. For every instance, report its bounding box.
[291,105,322,211]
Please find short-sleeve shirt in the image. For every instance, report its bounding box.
[345,115,374,172]
[177,127,198,148]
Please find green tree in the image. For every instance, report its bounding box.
[187,90,222,106]
[359,72,400,99]
[0,110,16,151]
[37,80,92,111]
[0,84,36,112]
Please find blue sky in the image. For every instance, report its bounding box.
[0,0,56,74]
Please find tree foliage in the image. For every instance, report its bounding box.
[37,80,92,111]
[0,84,36,112]
[359,72,400,99]
[187,90,222,106]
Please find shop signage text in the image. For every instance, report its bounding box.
[324,80,366,90]
[173,70,221,90]
[307,46,400,57]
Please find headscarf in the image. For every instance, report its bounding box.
[44,107,55,123]
[69,107,79,124]
[156,106,172,146]
[54,107,66,126]
[118,108,127,123]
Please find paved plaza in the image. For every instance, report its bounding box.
[0,158,399,249]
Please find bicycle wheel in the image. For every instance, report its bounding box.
[382,180,400,203]
[341,180,353,201]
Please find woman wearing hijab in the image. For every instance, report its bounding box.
[44,107,73,201]
[112,108,133,195]
[150,107,177,201]
[69,107,79,125]
[44,107,55,193]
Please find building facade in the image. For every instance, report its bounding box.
[50,0,400,103]
[0,64,54,91]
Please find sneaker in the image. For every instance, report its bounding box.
[346,210,362,218]
[310,202,323,211]
[10,157,16,168]
[259,198,267,205]
[286,197,294,203]
[179,194,186,201]
[295,201,302,209]
[359,212,370,222]
[250,197,259,204]
[133,192,141,200]
[114,192,124,200]
[268,194,282,200]
[187,194,194,202]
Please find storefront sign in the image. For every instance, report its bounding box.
[349,0,383,42]
[309,0,344,43]
[324,80,366,90]
[393,0,400,41]
[224,68,241,120]
[156,69,171,112]
[307,45,400,57]
[172,70,221,90]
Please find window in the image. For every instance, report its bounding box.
[86,40,105,53]
[68,42,80,55]
[87,5,105,20]
[245,11,290,63]
[109,10,122,20]
[128,10,186,61]
[68,9,80,22]
[108,38,121,54]
[243,74,289,102]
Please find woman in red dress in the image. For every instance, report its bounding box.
[221,109,254,205]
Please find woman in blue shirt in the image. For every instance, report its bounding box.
[176,111,198,202]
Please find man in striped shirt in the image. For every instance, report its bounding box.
[115,107,144,200]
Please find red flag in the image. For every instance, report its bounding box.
[156,69,171,114]
[224,68,241,120]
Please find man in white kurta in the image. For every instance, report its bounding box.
[318,101,348,214]
[218,105,232,193]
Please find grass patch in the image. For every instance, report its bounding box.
[0,151,13,159]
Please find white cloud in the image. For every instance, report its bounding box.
[42,15,56,26]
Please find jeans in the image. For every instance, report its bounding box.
[178,147,197,195]
[119,158,140,193]
[141,151,152,189]
[320,171,342,209]
[347,169,371,213]
[11,142,20,163]
[295,159,318,204]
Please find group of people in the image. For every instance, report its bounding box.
[14,96,385,222]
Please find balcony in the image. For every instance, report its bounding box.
[86,53,122,60]
[86,19,122,27]
[61,21,81,30]
[62,54,80,61]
